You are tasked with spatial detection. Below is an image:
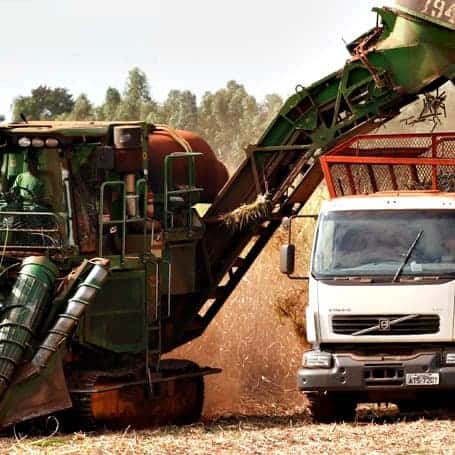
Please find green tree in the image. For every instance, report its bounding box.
[161,90,198,131]
[8,76,288,175]
[98,87,122,120]
[12,85,74,121]
[256,94,283,133]
[198,81,259,170]
[117,67,158,120]
[140,100,160,123]
[62,94,94,121]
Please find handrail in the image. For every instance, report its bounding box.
[0,211,65,251]
[163,152,203,232]
[99,180,149,261]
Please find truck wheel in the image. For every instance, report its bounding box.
[307,392,357,423]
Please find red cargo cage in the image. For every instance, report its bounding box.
[320,133,455,198]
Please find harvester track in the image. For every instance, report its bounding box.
[66,360,206,429]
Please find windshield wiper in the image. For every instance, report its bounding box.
[393,230,423,283]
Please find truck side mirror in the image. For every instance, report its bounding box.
[280,244,295,275]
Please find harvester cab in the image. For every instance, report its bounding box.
[0,123,147,263]
[0,141,66,258]
[0,122,212,261]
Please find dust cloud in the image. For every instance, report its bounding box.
[170,84,455,417]
[169,187,326,417]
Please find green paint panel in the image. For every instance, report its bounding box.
[258,7,454,155]
[80,269,146,353]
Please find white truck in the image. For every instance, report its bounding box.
[282,133,455,421]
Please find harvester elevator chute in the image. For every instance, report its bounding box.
[181,5,455,343]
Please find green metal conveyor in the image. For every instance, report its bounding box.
[180,4,455,344]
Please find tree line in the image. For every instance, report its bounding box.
[11,67,283,171]
[8,67,454,171]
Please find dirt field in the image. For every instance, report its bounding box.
[2,415,455,454]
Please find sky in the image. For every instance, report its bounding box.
[0,0,394,119]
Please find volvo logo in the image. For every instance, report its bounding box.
[378,319,391,331]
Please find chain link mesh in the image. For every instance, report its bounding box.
[325,134,455,196]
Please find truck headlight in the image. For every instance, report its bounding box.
[446,353,455,365]
[302,350,332,369]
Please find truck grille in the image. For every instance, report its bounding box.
[332,315,439,336]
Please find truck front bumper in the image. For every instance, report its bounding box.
[298,351,455,392]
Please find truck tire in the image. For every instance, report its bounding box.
[307,392,357,423]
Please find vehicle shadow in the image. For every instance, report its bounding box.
[355,404,455,425]
[7,405,455,438]
[203,404,455,429]
[202,411,311,429]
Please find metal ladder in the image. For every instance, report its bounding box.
[145,259,172,379]
[98,178,167,387]
[144,151,200,387]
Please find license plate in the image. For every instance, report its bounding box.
[405,373,439,386]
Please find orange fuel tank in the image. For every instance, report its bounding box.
[147,129,228,202]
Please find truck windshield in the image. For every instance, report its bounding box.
[313,210,455,279]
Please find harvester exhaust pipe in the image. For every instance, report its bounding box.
[32,258,110,369]
[114,125,141,219]
[0,257,58,399]
[124,174,138,218]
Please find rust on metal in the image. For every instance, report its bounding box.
[349,27,388,88]
[0,356,71,429]
[67,364,216,428]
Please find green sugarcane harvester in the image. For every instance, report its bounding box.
[0,0,453,429]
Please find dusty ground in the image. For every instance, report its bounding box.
[3,415,455,454]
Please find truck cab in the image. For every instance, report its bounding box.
[285,133,455,421]
[301,194,455,418]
